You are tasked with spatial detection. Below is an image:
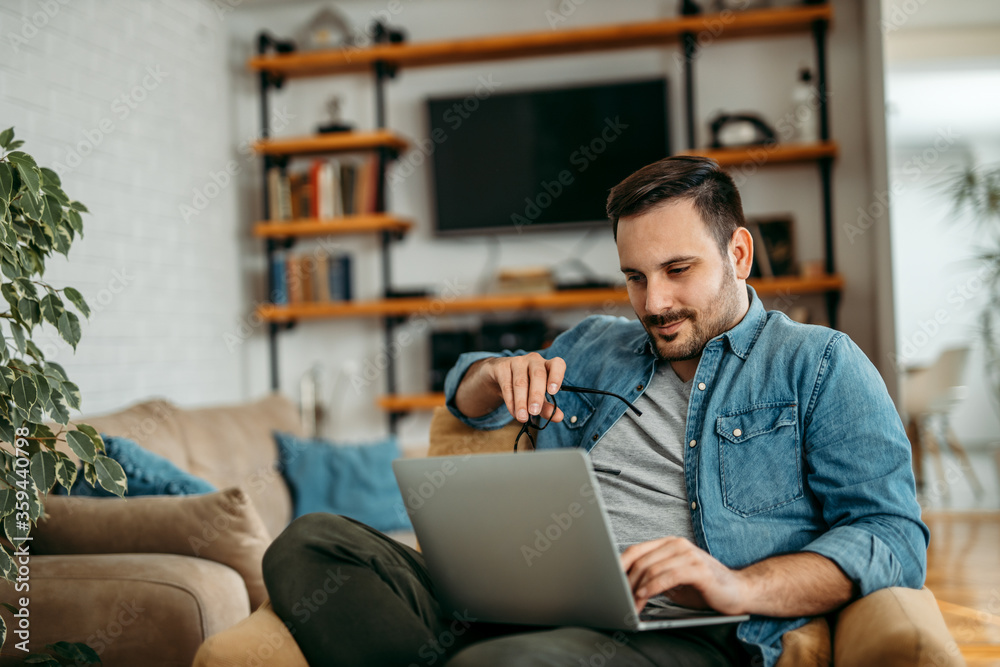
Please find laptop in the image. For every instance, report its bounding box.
[392,448,750,631]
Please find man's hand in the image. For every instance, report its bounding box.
[621,537,747,615]
[454,352,567,423]
[621,536,858,618]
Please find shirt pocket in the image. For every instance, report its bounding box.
[554,387,596,431]
[716,403,802,517]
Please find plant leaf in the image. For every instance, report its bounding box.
[0,545,13,580]
[94,454,127,497]
[47,393,70,425]
[11,374,37,411]
[63,287,90,318]
[9,321,26,355]
[17,296,41,329]
[18,189,43,220]
[66,430,97,464]
[57,310,81,349]
[38,166,61,187]
[0,163,13,202]
[55,456,77,491]
[60,379,81,410]
[75,423,99,439]
[0,127,13,148]
[14,162,39,196]
[39,293,64,327]
[30,450,57,492]
[67,208,83,235]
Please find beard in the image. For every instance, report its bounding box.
[642,263,744,363]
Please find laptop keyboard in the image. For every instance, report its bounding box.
[639,604,719,620]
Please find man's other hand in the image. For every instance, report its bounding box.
[456,352,568,423]
[620,536,747,615]
[487,352,566,424]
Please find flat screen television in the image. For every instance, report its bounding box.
[427,78,670,236]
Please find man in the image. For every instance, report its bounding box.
[262,156,929,667]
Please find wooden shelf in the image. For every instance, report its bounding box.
[257,287,630,322]
[248,5,832,78]
[257,274,844,323]
[682,141,839,167]
[253,214,413,239]
[377,393,446,412]
[253,129,409,157]
[750,273,844,297]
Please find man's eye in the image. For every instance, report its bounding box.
[626,274,644,282]
[669,266,690,275]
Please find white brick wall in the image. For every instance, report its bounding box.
[0,0,249,416]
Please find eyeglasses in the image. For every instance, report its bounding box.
[513,383,643,453]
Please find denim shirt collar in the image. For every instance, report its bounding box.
[631,284,765,360]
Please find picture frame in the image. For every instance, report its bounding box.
[746,216,797,278]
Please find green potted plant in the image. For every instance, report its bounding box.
[0,127,127,664]
[949,163,1000,419]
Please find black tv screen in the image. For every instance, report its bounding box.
[427,78,669,235]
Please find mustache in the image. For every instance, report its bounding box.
[643,311,695,327]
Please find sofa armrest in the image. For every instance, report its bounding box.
[832,586,965,667]
[33,488,271,609]
[0,553,250,666]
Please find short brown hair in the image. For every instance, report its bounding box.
[606,155,745,255]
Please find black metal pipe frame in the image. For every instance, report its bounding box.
[257,33,282,391]
[373,60,402,434]
[682,31,697,151]
[812,17,838,330]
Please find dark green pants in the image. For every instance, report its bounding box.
[262,513,748,667]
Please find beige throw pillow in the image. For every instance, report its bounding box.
[32,487,271,608]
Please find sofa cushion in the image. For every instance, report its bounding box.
[58,398,189,471]
[193,600,308,667]
[833,586,964,666]
[0,553,250,667]
[175,393,305,539]
[274,431,411,532]
[57,434,216,497]
[427,406,526,457]
[32,487,271,609]
[775,616,831,667]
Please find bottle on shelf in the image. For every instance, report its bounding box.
[791,66,819,144]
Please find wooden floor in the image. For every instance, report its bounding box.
[924,511,1000,666]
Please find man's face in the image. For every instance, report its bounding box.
[617,198,747,363]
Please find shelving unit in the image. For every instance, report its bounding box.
[250,3,840,432]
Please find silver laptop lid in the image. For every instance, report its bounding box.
[393,449,643,630]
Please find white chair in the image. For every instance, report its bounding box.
[901,346,984,503]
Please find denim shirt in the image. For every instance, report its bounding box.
[443,285,930,667]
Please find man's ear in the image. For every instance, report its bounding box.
[730,227,754,281]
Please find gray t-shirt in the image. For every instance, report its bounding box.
[588,362,695,554]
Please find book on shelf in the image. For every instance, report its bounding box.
[267,166,292,222]
[304,156,378,221]
[270,251,288,304]
[269,250,353,305]
[264,157,379,225]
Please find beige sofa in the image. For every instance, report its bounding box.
[0,394,964,666]
[0,393,413,666]
[195,406,966,667]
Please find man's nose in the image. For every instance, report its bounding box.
[644,275,675,316]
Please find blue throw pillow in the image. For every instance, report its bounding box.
[273,431,411,532]
[57,434,217,497]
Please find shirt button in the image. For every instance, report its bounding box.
[698,382,706,391]
[569,415,577,424]
[733,428,742,437]
[689,440,697,448]
[636,384,643,391]
[691,501,697,510]
[592,434,598,441]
